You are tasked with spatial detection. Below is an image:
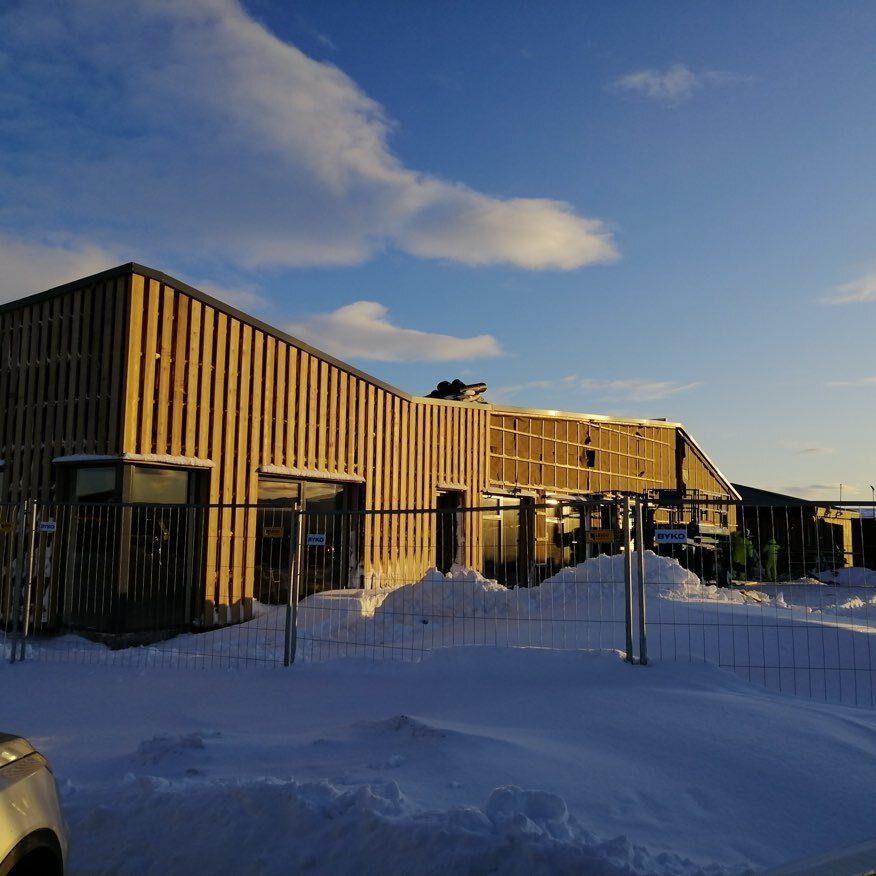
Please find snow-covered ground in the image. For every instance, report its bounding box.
[3,553,875,874]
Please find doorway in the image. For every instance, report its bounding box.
[435,490,464,573]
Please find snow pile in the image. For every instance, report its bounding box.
[61,773,731,876]
[537,550,749,607]
[816,566,876,587]
[377,565,509,621]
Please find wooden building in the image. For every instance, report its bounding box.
[733,485,859,578]
[0,264,737,634]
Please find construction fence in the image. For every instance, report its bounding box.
[1,496,874,709]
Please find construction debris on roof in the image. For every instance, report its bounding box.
[426,379,488,402]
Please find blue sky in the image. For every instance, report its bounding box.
[1,0,875,500]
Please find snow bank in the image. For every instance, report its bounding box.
[816,566,876,587]
[62,773,732,876]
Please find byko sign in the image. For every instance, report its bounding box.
[654,528,687,544]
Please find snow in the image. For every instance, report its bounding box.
[3,552,876,875]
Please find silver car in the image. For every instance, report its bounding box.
[0,733,68,876]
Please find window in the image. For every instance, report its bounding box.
[56,461,204,633]
[482,496,533,587]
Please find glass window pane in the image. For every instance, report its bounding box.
[258,478,301,505]
[75,466,118,502]
[129,467,189,504]
[303,481,344,511]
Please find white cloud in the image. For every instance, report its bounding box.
[0,0,617,274]
[612,64,750,104]
[561,376,701,402]
[826,376,876,388]
[492,375,700,404]
[778,483,854,500]
[0,234,118,303]
[782,441,835,456]
[820,270,876,304]
[285,301,504,362]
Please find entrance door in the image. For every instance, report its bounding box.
[435,490,463,573]
[256,478,359,602]
[300,481,355,595]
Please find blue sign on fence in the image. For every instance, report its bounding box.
[654,528,687,543]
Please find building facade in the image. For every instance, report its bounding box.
[0,264,737,633]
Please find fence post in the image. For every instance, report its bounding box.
[635,498,648,666]
[622,495,634,662]
[9,500,37,664]
[283,503,302,666]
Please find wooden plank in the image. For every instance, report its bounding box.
[222,318,241,503]
[170,292,189,455]
[22,302,40,495]
[40,298,61,455]
[9,309,27,503]
[248,330,264,475]
[375,392,389,574]
[215,313,235,622]
[388,396,400,572]
[306,355,319,467]
[236,323,253,502]
[37,301,54,494]
[316,360,329,469]
[363,384,376,580]
[285,345,297,466]
[50,296,70,461]
[138,279,162,454]
[356,378,367,480]
[261,336,275,463]
[296,352,310,467]
[75,287,93,451]
[0,315,9,491]
[154,284,175,454]
[400,399,413,574]
[197,305,215,459]
[208,312,227,503]
[336,370,348,473]
[107,276,128,453]
[373,389,384,506]
[184,299,202,457]
[422,404,432,509]
[231,322,252,614]
[272,341,286,464]
[87,283,106,447]
[327,365,339,471]
[63,288,83,453]
[274,343,300,466]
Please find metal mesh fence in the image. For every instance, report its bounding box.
[1,496,874,708]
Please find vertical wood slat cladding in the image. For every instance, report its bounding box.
[1,276,128,505]
[0,277,128,626]
[113,271,491,599]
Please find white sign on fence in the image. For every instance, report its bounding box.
[306,533,327,547]
[38,520,57,533]
[654,528,687,544]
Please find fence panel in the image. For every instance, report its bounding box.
[644,499,876,708]
[1,496,874,710]
[295,503,633,662]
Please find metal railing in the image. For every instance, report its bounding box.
[2,496,874,707]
